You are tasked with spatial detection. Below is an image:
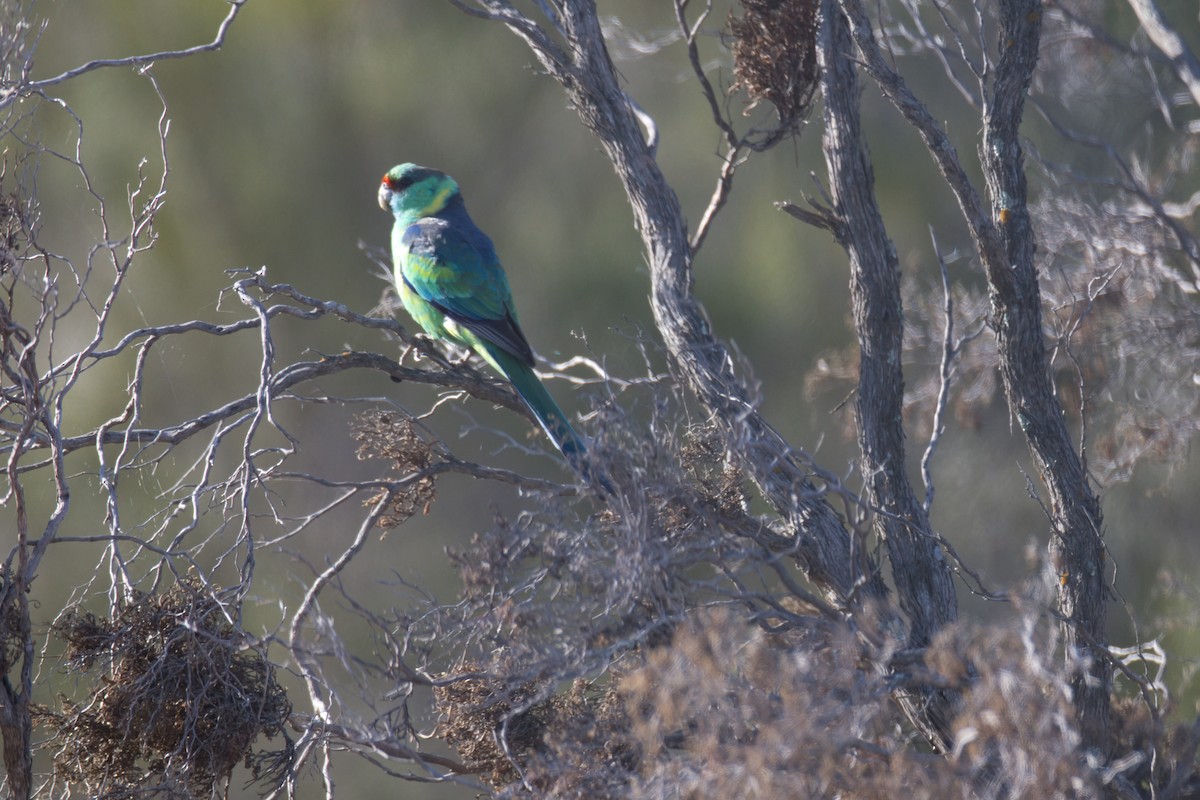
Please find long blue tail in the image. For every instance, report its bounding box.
[489,348,587,469]
[486,347,613,494]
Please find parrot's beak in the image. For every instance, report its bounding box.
[377,180,391,212]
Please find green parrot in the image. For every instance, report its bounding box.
[377,163,589,475]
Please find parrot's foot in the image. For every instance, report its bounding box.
[402,335,457,369]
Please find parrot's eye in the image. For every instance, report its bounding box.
[385,174,416,192]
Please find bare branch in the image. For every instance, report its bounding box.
[984,0,1109,746]
[837,0,1004,268]
[816,0,958,744]
[690,143,744,255]
[1126,0,1200,110]
[4,1,246,105]
[920,226,956,515]
[836,0,1110,745]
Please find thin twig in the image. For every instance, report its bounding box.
[921,225,956,514]
[8,1,246,104]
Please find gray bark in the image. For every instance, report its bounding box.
[499,1,890,606]
[838,0,1111,747]
[817,0,961,743]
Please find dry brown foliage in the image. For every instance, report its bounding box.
[38,579,292,798]
[353,411,439,529]
[729,0,820,127]
[426,602,1157,799]
[434,666,635,798]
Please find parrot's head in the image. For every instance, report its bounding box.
[378,163,460,221]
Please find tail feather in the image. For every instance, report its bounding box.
[489,349,586,466]
[486,346,613,495]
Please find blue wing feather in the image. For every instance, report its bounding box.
[400,218,535,366]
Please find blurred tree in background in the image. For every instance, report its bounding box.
[1,0,1199,797]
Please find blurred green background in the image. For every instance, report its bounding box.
[19,0,1200,796]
